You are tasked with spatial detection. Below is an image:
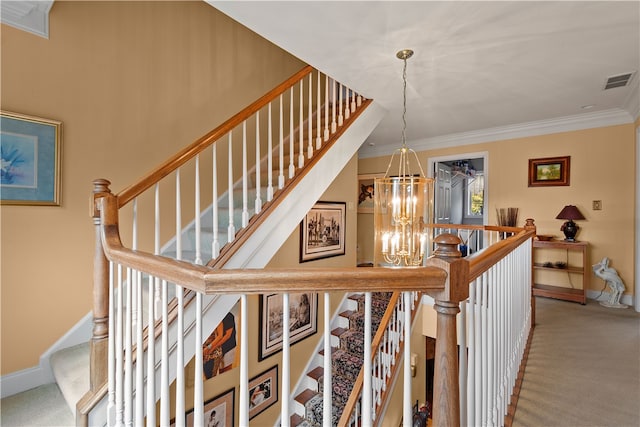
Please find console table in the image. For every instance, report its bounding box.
[532,240,588,304]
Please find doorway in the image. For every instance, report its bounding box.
[427,152,489,227]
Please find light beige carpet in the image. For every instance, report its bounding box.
[512,297,640,427]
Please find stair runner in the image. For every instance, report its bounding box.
[293,292,393,426]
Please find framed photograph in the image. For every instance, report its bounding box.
[203,302,240,380]
[248,365,279,420]
[357,173,383,213]
[1,111,62,205]
[528,156,570,187]
[300,201,346,262]
[259,292,318,361]
[186,387,234,427]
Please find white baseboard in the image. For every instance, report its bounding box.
[1,311,93,398]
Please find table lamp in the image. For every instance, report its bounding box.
[556,205,585,242]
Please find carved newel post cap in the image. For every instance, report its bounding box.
[433,233,462,258]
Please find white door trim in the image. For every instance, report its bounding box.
[427,151,489,226]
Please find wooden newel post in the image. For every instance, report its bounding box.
[426,233,469,427]
[90,178,112,391]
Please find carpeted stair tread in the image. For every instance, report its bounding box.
[50,342,90,417]
[307,366,324,382]
[331,349,363,382]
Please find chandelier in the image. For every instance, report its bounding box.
[373,49,434,267]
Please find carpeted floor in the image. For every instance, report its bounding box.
[512,297,640,427]
[0,382,74,427]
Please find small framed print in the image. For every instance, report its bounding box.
[528,156,570,187]
[300,201,346,262]
[0,111,62,205]
[186,387,234,427]
[248,365,278,420]
[259,292,318,361]
[357,173,383,213]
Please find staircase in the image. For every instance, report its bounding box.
[292,292,394,426]
[46,66,389,425]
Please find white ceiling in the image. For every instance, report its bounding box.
[208,1,640,158]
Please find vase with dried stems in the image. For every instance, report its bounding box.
[496,207,519,239]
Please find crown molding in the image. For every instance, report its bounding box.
[359,108,634,159]
[1,1,54,39]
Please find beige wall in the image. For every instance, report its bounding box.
[0,1,305,375]
[359,124,637,297]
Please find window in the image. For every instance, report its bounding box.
[466,173,484,217]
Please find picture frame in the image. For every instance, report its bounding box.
[300,201,346,262]
[248,365,279,420]
[185,387,234,427]
[0,111,62,205]
[259,292,318,361]
[528,156,570,187]
[357,173,383,213]
[202,302,240,380]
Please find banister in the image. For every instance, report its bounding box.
[116,65,314,208]
[466,229,534,282]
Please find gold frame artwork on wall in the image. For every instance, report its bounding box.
[357,173,383,213]
[528,156,570,187]
[0,111,62,205]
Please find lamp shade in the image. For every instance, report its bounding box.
[556,205,585,220]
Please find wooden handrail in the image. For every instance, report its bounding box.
[116,65,314,208]
[466,229,534,282]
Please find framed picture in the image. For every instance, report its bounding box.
[186,387,234,427]
[259,292,318,361]
[0,111,62,205]
[300,201,346,262]
[357,173,383,213]
[203,301,240,380]
[248,365,279,420]
[528,156,570,187]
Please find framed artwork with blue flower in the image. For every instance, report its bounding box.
[1,111,62,205]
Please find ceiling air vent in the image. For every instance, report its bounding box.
[603,72,635,90]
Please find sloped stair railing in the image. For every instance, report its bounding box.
[80,65,376,424]
[336,226,534,427]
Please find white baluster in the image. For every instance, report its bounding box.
[175,284,185,427]
[160,280,170,427]
[107,262,115,426]
[331,79,337,133]
[240,295,250,426]
[289,90,295,179]
[115,264,123,426]
[193,292,204,427]
[195,155,202,265]
[281,294,290,426]
[307,73,313,158]
[345,87,351,120]
[362,292,372,426]
[351,88,357,115]
[267,102,274,201]
[323,293,331,427]
[242,121,249,228]
[403,292,411,427]
[124,267,132,426]
[146,275,156,427]
[316,70,322,150]
[324,75,330,141]
[338,82,344,126]
[212,145,220,259]
[298,82,304,168]
[255,111,262,214]
[227,132,236,241]
[278,95,285,189]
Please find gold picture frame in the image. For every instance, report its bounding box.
[528,156,570,187]
[357,173,383,213]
